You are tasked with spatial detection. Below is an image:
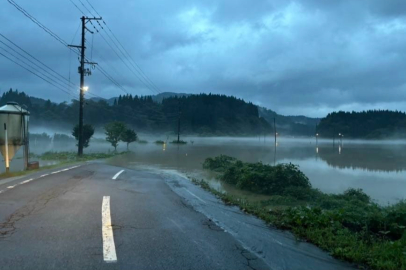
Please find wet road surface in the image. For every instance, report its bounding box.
[0,163,355,270]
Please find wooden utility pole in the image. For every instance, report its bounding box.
[69,16,101,156]
[274,117,277,146]
[177,100,181,143]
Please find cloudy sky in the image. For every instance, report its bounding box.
[1,0,406,117]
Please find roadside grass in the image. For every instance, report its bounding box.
[0,151,125,180]
[38,151,124,161]
[196,155,406,270]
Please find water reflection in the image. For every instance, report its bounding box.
[106,137,406,203]
[317,143,406,172]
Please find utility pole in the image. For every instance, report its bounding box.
[69,16,101,156]
[177,100,181,143]
[274,117,277,147]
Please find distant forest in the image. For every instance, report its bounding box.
[317,110,406,139]
[259,107,319,136]
[0,89,272,136]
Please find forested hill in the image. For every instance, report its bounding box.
[0,89,271,136]
[258,107,319,136]
[317,110,406,139]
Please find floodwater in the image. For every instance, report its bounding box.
[108,137,406,204]
[3,136,406,204]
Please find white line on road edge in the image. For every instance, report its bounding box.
[102,196,117,263]
[20,179,33,184]
[0,165,82,196]
[112,170,125,180]
[184,188,206,204]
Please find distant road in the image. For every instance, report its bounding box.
[0,163,354,270]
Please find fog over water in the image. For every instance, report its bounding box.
[3,135,406,204]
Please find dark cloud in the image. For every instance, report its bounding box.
[1,0,406,117]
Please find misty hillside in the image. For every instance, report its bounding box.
[317,110,406,139]
[89,92,191,105]
[1,89,271,136]
[258,107,319,136]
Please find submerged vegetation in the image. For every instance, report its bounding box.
[200,155,406,270]
[170,140,187,144]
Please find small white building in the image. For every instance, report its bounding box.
[0,102,30,172]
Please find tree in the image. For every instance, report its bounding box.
[121,129,138,150]
[104,121,126,151]
[72,124,95,148]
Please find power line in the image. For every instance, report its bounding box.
[0,51,77,99]
[68,0,86,15]
[80,0,162,94]
[0,34,78,90]
[68,0,140,95]
[84,0,161,93]
[99,26,161,94]
[8,0,132,98]
[7,0,70,48]
[8,0,148,112]
[0,44,76,96]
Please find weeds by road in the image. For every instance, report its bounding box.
[197,155,406,270]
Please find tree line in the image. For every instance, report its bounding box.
[317,110,406,139]
[1,89,271,136]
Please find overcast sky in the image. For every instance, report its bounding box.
[1,0,406,117]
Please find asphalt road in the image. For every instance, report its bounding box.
[0,163,355,270]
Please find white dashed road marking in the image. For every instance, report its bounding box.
[102,196,117,263]
[112,170,125,180]
[20,179,33,184]
[0,165,81,195]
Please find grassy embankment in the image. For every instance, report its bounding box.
[0,151,125,179]
[195,155,406,270]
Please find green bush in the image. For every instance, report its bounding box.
[199,155,406,270]
[203,155,237,171]
[155,140,165,144]
[204,155,311,195]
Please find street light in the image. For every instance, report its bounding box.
[82,86,89,91]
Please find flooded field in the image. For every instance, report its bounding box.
[108,137,406,204]
[3,136,406,204]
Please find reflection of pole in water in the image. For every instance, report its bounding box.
[273,117,277,166]
[274,118,277,146]
[316,147,319,161]
[176,144,180,169]
[274,144,276,166]
[339,145,342,155]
